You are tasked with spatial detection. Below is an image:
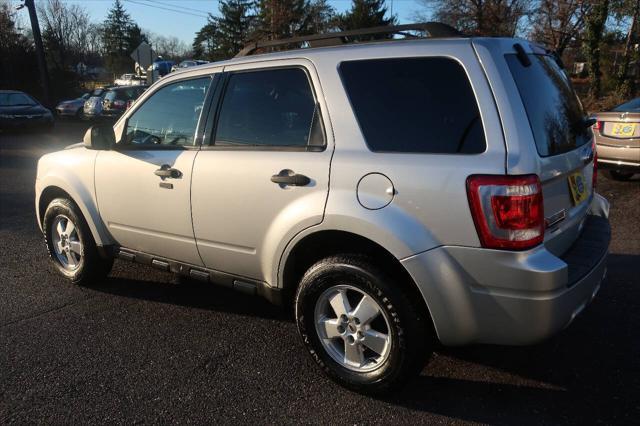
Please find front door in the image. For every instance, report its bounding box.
[191,62,332,282]
[95,76,213,265]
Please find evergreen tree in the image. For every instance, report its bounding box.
[305,0,336,34]
[193,1,256,61]
[337,0,395,35]
[193,16,224,61]
[258,0,309,39]
[583,0,610,99]
[101,0,145,73]
[217,0,257,57]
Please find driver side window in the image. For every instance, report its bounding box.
[124,77,211,147]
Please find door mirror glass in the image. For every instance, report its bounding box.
[83,125,115,150]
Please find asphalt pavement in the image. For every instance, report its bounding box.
[1,121,639,424]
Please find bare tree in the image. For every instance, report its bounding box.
[415,0,532,36]
[146,31,190,60]
[37,0,93,69]
[530,0,592,56]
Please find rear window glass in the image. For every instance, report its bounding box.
[339,57,486,154]
[506,54,590,157]
[612,98,640,112]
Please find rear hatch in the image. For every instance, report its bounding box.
[503,44,595,256]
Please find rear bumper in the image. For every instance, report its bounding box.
[402,196,611,346]
[596,143,640,170]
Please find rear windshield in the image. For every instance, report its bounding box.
[612,98,640,112]
[339,57,486,154]
[506,54,590,157]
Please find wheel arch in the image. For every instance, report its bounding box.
[280,229,434,329]
[37,183,112,247]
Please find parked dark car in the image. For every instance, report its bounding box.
[55,93,90,118]
[0,90,54,131]
[101,86,148,119]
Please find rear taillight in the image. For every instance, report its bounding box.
[592,121,603,133]
[466,175,544,250]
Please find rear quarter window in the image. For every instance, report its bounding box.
[339,57,486,154]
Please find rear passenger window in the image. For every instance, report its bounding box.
[340,57,486,154]
[214,68,324,148]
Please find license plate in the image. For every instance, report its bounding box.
[611,122,636,137]
[568,171,589,205]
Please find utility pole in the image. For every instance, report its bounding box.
[22,0,51,106]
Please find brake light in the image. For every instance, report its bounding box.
[466,175,544,250]
[592,121,603,133]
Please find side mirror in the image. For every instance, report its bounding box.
[83,125,115,150]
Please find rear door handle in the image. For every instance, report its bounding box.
[271,170,310,186]
[154,164,182,179]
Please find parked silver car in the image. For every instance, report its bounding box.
[35,24,610,394]
[592,98,640,180]
[55,93,90,118]
[82,87,109,120]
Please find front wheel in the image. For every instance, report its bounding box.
[43,198,113,285]
[295,255,432,394]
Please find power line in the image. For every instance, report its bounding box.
[124,0,209,19]
[147,0,214,15]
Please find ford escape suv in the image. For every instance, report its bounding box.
[35,24,610,394]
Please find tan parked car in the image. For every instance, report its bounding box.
[593,98,640,180]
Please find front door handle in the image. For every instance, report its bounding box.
[271,170,311,186]
[154,164,182,179]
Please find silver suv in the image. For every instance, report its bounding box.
[35,25,611,393]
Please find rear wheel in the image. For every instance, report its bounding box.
[43,198,113,285]
[607,170,635,181]
[295,255,432,394]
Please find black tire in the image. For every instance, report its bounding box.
[43,197,113,285]
[607,170,635,181]
[295,255,433,394]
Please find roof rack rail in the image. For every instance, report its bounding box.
[235,22,463,57]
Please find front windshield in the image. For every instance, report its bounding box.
[0,93,37,107]
[612,98,640,113]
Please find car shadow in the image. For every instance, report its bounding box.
[84,253,638,424]
[85,269,290,322]
[380,253,639,423]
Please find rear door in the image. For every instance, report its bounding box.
[474,39,595,255]
[190,60,332,282]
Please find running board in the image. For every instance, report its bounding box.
[115,248,283,305]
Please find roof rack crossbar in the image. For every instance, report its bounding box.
[235,22,463,57]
